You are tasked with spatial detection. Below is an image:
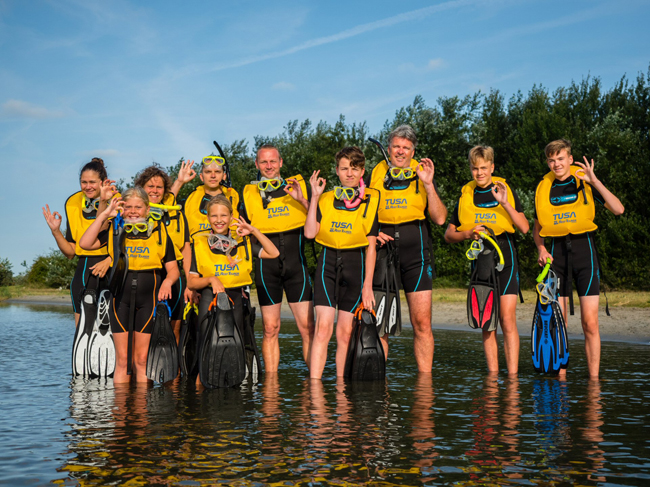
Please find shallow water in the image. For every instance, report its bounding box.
[1,303,649,486]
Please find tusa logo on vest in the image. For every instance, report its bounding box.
[474,213,497,224]
[267,205,290,218]
[385,198,407,210]
[553,212,577,225]
[330,221,352,234]
[214,263,240,275]
[126,246,151,259]
[199,223,211,230]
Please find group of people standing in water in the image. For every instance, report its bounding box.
[43,124,624,383]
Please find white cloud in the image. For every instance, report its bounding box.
[427,58,445,70]
[1,99,65,119]
[272,81,295,91]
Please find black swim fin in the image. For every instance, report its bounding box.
[72,287,97,376]
[242,293,262,383]
[344,307,386,381]
[199,293,246,389]
[146,301,179,384]
[531,262,570,374]
[87,289,116,378]
[373,242,401,337]
[467,248,499,331]
[179,302,199,378]
[107,216,128,298]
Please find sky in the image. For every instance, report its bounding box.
[0,0,649,272]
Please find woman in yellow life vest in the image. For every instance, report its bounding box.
[304,146,380,380]
[80,187,179,383]
[444,146,529,375]
[42,158,113,326]
[134,165,190,341]
[187,195,278,386]
[533,139,624,378]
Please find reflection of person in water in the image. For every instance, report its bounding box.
[582,380,605,483]
[407,374,438,482]
[532,378,571,466]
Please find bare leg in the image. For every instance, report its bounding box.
[334,310,355,377]
[406,290,434,372]
[113,332,130,384]
[579,295,601,378]
[74,312,80,328]
[132,331,152,383]
[309,306,336,379]
[288,301,315,367]
[261,303,282,373]
[171,319,181,344]
[482,329,499,372]
[499,294,520,375]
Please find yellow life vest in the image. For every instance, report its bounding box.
[456,177,516,235]
[242,175,308,234]
[184,185,240,237]
[64,191,109,257]
[369,159,428,224]
[109,221,169,271]
[191,233,253,288]
[535,166,598,237]
[315,188,380,249]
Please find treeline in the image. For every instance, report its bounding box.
[18,66,650,290]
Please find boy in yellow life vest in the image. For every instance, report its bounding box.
[533,139,624,378]
[304,146,380,380]
[444,146,529,375]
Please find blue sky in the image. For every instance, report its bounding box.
[1,0,648,272]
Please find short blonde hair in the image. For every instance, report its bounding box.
[206,194,233,216]
[122,186,149,206]
[468,146,494,167]
[545,139,572,159]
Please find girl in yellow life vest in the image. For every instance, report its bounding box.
[444,146,529,375]
[304,146,380,380]
[134,164,190,341]
[187,195,278,386]
[79,187,179,383]
[42,158,113,327]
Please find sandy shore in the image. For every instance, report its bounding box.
[6,293,650,344]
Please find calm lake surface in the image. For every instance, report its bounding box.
[1,303,649,486]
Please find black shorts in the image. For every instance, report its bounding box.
[255,231,312,306]
[70,255,106,314]
[379,220,433,293]
[313,246,365,313]
[197,287,245,341]
[495,234,519,296]
[549,233,600,297]
[110,270,161,334]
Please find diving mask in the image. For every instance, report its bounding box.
[208,232,238,254]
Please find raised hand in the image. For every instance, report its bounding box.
[100,179,118,201]
[574,156,598,184]
[104,196,124,219]
[177,160,197,184]
[284,177,304,201]
[417,158,435,185]
[233,216,254,237]
[491,180,508,206]
[42,204,63,233]
[309,170,326,198]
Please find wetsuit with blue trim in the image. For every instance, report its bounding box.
[109,221,177,334]
[64,191,109,313]
[154,193,189,321]
[368,160,439,293]
[534,167,605,297]
[313,187,380,312]
[450,179,524,295]
[240,176,313,307]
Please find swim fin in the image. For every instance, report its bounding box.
[531,261,569,374]
[72,287,97,376]
[344,307,386,381]
[373,242,401,337]
[467,247,499,331]
[107,215,128,298]
[242,292,262,383]
[199,293,246,389]
[179,302,199,378]
[87,289,116,377]
[146,301,179,384]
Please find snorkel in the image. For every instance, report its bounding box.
[341,178,365,209]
